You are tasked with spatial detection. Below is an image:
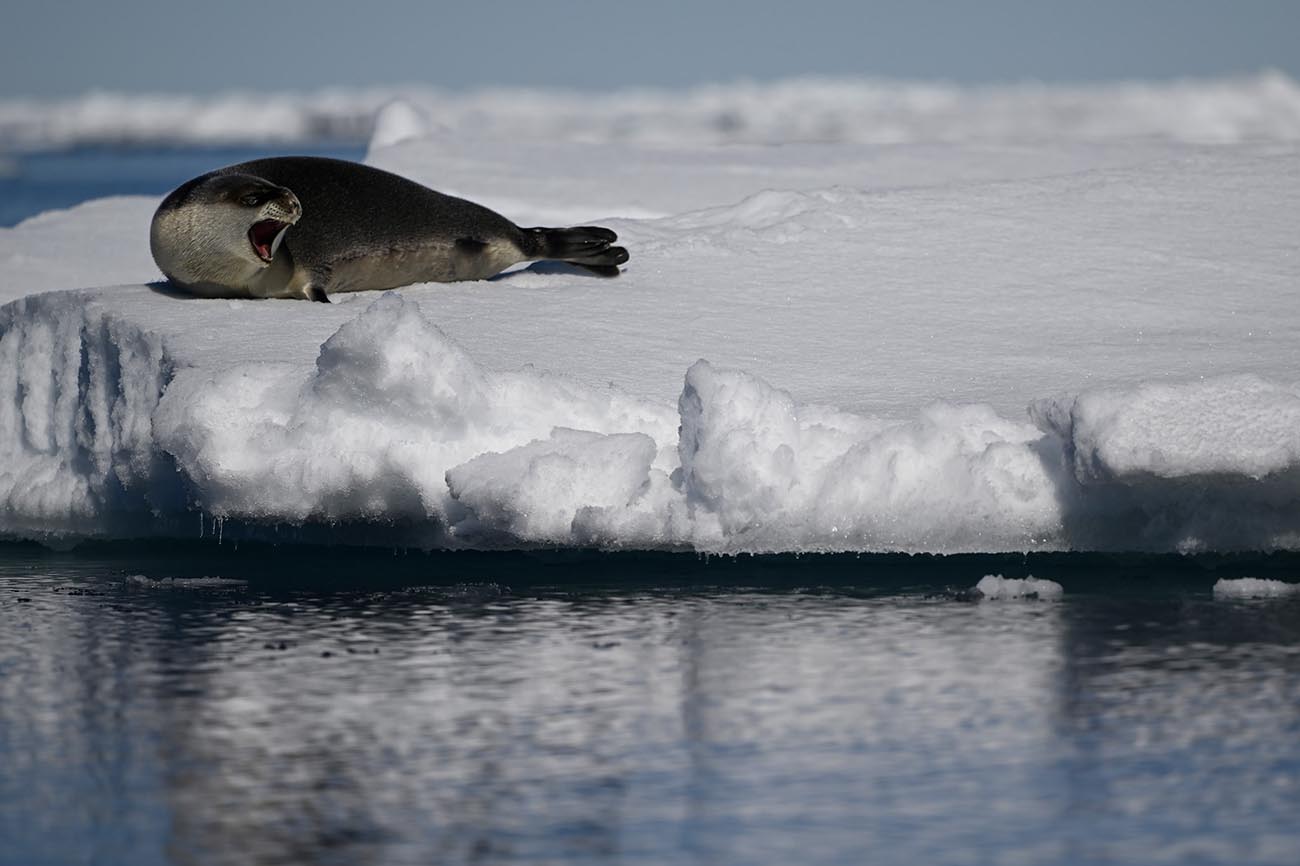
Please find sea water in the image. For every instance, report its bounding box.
[2,542,1298,866]
[0,145,365,227]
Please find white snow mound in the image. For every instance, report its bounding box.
[152,292,675,532]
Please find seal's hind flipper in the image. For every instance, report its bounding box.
[524,226,628,274]
[565,245,629,271]
[531,226,617,256]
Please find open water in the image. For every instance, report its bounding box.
[2,542,1299,866]
[0,145,366,227]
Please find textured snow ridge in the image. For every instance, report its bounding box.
[3,73,1300,149]
[0,291,173,537]
[5,291,1300,552]
[672,362,1059,551]
[150,294,676,538]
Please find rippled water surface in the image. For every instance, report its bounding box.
[2,544,1299,866]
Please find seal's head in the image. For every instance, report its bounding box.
[150,173,302,297]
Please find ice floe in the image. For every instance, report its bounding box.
[2,79,1299,552]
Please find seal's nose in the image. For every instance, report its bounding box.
[279,188,303,222]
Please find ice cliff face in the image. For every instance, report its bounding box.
[0,291,171,537]
[5,289,1300,553]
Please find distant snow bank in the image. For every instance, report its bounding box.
[3,72,1300,149]
[1212,578,1300,599]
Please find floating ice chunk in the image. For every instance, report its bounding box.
[1212,577,1300,599]
[974,575,1064,600]
[125,575,247,589]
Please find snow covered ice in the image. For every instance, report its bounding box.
[2,76,1300,552]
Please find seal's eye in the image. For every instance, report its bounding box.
[240,194,260,206]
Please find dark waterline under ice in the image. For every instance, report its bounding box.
[2,543,1298,866]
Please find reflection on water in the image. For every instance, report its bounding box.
[1,547,1298,866]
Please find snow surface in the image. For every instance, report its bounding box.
[2,77,1300,552]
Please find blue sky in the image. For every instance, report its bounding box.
[3,0,1297,97]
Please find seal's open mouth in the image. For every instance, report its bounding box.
[249,220,290,263]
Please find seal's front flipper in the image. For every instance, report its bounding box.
[307,285,331,303]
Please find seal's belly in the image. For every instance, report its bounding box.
[326,245,457,293]
[323,239,524,293]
